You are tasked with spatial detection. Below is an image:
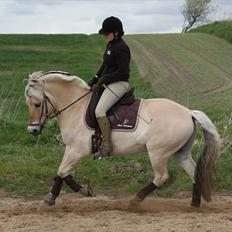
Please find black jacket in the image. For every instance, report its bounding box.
[96,37,131,85]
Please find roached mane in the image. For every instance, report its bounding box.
[25,71,90,99]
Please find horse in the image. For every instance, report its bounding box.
[25,71,221,208]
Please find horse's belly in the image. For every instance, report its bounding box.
[112,139,147,156]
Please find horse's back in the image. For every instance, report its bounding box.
[142,98,191,118]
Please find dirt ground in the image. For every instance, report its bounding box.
[0,193,232,232]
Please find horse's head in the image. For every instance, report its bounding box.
[25,71,90,136]
[25,72,57,135]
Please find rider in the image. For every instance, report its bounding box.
[88,16,131,157]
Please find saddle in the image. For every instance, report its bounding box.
[85,86,142,155]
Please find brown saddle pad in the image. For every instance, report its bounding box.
[85,87,142,131]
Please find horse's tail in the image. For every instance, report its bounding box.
[191,110,221,202]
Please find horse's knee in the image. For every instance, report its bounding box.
[57,170,68,179]
[57,162,75,178]
[58,154,84,178]
[153,174,169,187]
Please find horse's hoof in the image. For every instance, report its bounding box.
[191,202,201,208]
[128,196,143,212]
[80,185,95,197]
[43,201,53,208]
[133,195,143,203]
[43,193,56,207]
[191,197,201,208]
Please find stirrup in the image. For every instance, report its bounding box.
[93,152,105,160]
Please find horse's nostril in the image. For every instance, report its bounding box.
[33,129,38,133]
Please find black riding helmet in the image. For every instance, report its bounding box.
[98,16,124,36]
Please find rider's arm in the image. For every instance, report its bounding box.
[96,62,105,77]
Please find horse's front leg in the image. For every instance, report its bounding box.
[43,146,92,207]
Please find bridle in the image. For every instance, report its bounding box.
[28,87,95,127]
[28,91,57,127]
[39,93,57,126]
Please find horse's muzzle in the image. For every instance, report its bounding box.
[27,123,43,135]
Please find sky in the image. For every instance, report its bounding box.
[0,0,231,34]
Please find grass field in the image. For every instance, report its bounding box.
[0,33,231,198]
[190,20,232,44]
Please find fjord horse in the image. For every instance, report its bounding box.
[25,71,221,208]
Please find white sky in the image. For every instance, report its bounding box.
[0,0,231,34]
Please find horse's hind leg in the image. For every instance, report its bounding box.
[174,126,201,207]
[135,150,170,202]
[175,153,200,207]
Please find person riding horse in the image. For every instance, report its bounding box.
[88,16,131,157]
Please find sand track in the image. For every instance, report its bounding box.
[0,194,232,232]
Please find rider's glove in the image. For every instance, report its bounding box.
[87,75,99,88]
[96,76,107,89]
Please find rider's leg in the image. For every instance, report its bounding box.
[95,116,113,156]
[95,81,130,156]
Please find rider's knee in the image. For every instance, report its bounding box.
[95,106,106,118]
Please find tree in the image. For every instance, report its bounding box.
[181,0,212,33]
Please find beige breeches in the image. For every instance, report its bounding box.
[95,81,130,118]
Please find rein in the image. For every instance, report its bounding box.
[49,88,95,119]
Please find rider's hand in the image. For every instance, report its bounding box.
[96,76,107,89]
[87,75,99,88]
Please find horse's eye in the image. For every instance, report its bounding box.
[34,103,41,108]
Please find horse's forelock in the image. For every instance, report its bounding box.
[25,82,44,100]
[25,71,43,98]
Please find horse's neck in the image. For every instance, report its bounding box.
[46,80,89,129]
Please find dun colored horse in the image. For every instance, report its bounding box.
[25,71,221,208]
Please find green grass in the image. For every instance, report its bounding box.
[189,20,232,44]
[0,33,231,199]
[126,34,232,123]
